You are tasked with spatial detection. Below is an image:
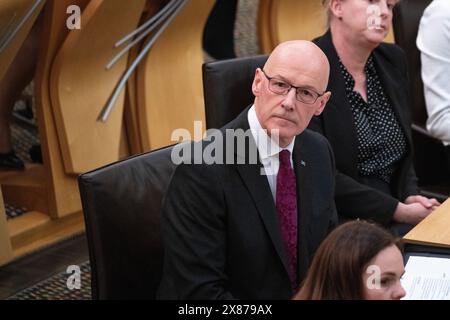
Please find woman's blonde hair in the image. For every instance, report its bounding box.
[322,0,332,28]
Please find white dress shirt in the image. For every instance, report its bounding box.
[247,105,296,201]
[417,0,450,146]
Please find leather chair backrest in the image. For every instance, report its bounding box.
[78,145,176,299]
[392,0,432,126]
[202,54,268,129]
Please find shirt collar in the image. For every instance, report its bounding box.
[248,105,296,160]
[339,55,376,93]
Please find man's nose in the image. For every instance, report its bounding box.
[281,88,297,111]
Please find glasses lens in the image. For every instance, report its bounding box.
[296,88,318,104]
[269,79,290,94]
[265,72,320,104]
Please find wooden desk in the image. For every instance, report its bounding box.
[404,198,450,248]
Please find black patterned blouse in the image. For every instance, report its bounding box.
[339,56,407,184]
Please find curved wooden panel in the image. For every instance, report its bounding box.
[137,0,215,151]
[34,0,90,218]
[258,0,395,52]
[50,0,146,174]
[0,0,45,81]
[272,0,325,44]
[124,44,143,155]
[257,0,274,54]
[124,3,168,155]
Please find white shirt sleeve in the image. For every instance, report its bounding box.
[417,0,450,146]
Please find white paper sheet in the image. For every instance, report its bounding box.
[401,256,450,300]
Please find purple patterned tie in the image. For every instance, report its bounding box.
[276,149,298,292]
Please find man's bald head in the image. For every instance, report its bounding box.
[251,40,332,147]
[264,40,330,92]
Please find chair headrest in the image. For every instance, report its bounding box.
[202,55,268,129]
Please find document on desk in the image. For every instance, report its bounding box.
[401,256,450,300]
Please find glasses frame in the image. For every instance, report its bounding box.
[261,69,325,105]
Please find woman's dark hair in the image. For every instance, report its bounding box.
[294,220,402,300]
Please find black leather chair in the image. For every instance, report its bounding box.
[393,0,450,200]
[203,54,268,129]
[78,145,176,299]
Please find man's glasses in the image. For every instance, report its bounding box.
[261,69,324,104]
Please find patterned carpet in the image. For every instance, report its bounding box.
[3,112,39,220]
[11,90,40,160]
[235,0,259,57]
[3,84,40,220]
[8,261,91,300]
[3,203,28,220]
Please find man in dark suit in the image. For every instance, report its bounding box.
[157,41,336,299]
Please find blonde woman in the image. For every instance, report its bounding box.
[310,0,440,235]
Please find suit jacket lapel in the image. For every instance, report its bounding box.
[235,164,290,273]
[292,134,313,280]
[317,31,353,116]
[315,31,359,172]
[227,108,290,274]
[373,52,413,146]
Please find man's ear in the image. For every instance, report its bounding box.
[314,91,331,116]
[252,68,263,97]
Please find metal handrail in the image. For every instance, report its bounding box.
[105,0,183,70]
[114,0,180,48]
[0,0,43,54]
[0,13,18,50]
[97,0,188,122]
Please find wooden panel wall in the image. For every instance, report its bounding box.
[50,0,146,174]
[137,0,215,151]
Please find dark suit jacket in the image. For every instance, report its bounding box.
[311,31,419,225]
[157,107,337,299]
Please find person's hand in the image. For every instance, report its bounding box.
[404,195,440,210]
[393,202,434,225]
